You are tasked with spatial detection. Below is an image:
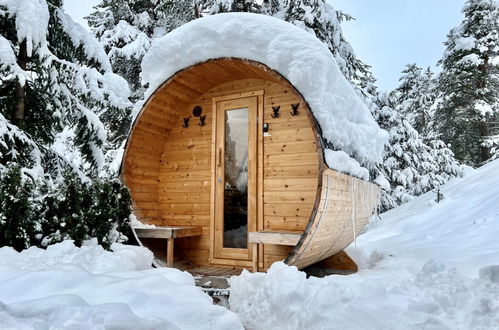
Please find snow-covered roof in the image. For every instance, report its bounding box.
[140,13,388,174]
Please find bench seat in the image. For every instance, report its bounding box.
[248,231,301,246]
[134,226,202,267]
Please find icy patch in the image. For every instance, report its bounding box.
[140,13,388,167]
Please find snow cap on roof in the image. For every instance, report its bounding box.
[141,13,388,174]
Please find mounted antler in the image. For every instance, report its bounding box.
[199,114,207,126]
[271,105,281,118]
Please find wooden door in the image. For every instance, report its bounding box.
[212,94,260,262]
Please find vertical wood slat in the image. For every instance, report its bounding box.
[284,169,380,269]
[122,58,339,271]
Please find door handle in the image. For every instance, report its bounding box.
[217,148,222,167]
[217,177,223,183]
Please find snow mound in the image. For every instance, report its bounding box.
[229,159,499,329]
[324,149,369,180]
[141,13,388,168]
[353,158,499,275]
[0,241,242,329]
[0,240,153,273]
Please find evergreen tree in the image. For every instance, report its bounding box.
[395,64,438,140]
[0,165,36,251]
[366,86,462,211]
[89,0,372,97]
[88,0,463,211]
[0,0,133,250]
[0,0,132,178]
[435,0,499,166]
[87,0,199,100]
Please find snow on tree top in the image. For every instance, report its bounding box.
[141,13,388,169]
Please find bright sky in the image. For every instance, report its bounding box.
[330,0,465,90]
[64,0,466,91]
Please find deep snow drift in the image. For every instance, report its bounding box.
[229,159,499,329]
[140,13,388,173]
[0,240,242,329]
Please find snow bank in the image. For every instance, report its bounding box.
[353,159,499,275]
[231,261,499,330]
[229,159,499,329]
[0,241,242,329]
[0,239,152,273]
[141,13,388,169]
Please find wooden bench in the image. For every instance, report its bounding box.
[134,227,202,267]
[248,231,301,246]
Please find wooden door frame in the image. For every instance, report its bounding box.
[209,90,264,268]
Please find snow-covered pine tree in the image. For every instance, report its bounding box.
[88,0,463,211]
[0,0,132,177]
[89,0,372,98]
[87,0,199,101]
[395,64,438,140]
[0,0,132,250]
[435,0,499,166]
[365,86,462,211]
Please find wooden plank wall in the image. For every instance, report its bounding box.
[156,78,320,268]
[285,169,380,269]
[122,100,177,222]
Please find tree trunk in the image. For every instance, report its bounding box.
[15,40,28,121]
[479,121,490,163]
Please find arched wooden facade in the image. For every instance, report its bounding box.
[121,58,380,272]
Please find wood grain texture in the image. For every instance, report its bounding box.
[284,169,380,269]
[248,231,301,246]
[121,58,381,272]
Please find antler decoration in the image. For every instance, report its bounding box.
[271,105,281,118]
[199,114,207,126]
[290,103,300,116]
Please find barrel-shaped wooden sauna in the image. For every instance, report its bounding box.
[121,13,385,273]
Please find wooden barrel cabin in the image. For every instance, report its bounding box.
[121,13,387,273]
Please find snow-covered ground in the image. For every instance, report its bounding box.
[1,160,498,329]
[0,240,242,329]
[230,159,499,329]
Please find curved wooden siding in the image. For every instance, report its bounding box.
[122,58,324,268]
[122,57,380,271]
[285,169,380,269]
